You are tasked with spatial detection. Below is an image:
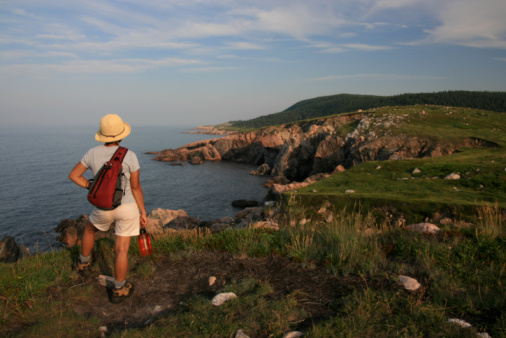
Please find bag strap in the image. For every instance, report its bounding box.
[109,146,128,163]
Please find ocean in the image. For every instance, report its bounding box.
[0,126,268,253]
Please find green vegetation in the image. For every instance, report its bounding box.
[289,105,505,223]
[229,91,506,129]
[1,203,504,337]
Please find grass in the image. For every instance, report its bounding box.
[1,203,504,337]
[293,147,505,223]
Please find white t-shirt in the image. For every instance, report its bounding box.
[80,145,140,205]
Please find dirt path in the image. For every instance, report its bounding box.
[72,251,359,333]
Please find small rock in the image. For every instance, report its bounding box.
[412,168,422,174]
[99,326,108,337]
[212,292,237,306]
[398,275,422,291]
[444,173,460,180]
[284,332,304,338]
[235,330,250,338]
[448,318,472,328]
[209,276,217,286]
[345,189,355,193]
[252,221,280,231]
[376,166,382,170]
[325,211,333,223]
[405,223,440,234]
[97,275,115,287]
[152,305,162,313]
[332,164,346,173]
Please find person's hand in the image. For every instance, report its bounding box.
[140,213,148,227]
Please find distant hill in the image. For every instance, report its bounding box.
[229,91,506,129]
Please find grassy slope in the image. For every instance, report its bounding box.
[292,106,506,222]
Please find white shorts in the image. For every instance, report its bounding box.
[89,203,140,237]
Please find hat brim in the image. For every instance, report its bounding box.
[95,122,131,142]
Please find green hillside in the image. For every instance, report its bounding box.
[291,105,506,222]
[229,91,506,129]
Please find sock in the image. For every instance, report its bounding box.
[114,279,126,289]
[79,254,91,264]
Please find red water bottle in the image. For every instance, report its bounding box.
[138,227,152,256]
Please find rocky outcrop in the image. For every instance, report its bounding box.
[151,111,498,186]
[0,236,30,263]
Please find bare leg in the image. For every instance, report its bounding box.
[114,235,131,282]
[81,221,98,257]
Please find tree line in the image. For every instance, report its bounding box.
[229,91,506,129]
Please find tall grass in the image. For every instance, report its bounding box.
[283,200,386,275]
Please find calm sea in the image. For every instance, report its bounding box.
[0,126,268,253]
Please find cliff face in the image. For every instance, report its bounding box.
[150,110,497,182]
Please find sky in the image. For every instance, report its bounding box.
[1,0,506,128]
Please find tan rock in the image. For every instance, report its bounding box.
[147,208,188,233]
[405,222,440,234]
[398,275,422,291]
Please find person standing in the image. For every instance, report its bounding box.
[69,114,148,304]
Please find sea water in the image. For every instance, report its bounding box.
[0,126,268,253]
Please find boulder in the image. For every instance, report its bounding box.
[164,215,200,231]
[55,215,102,247]
[232,200,259,209]
[235,207,263,220]
[251,163,271,176]
[147,208,188,233]
[405,222,440,234]
[251,221,280,231]
[0,236,29,263]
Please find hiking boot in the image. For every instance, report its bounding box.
[109,282,134,304]
[75,260,93,277]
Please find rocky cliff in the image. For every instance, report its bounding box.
[150,108,498,183]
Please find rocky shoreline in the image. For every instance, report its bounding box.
[149,109,497,196]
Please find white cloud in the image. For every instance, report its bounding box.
[179,66,238,73]
[0,57,204,75]
[223,41,265,50]
[424,0,506,49]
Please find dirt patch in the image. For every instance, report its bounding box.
[72,251,361,333]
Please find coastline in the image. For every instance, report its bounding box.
[183,125,238,135]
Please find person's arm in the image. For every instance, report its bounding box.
[69,162,90,189]
[130,169,148,226]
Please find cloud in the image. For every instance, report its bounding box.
[179,66,239,73]
[0,57,204,75]
[366,0,506,49]
[223,41,265,50]
[309,41,393,53]
[423,0,506,49]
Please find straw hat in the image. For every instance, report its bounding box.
[95,114,131,142]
